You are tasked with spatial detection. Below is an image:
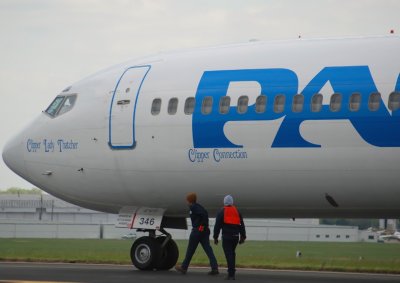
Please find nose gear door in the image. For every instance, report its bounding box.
[109,65,150,149]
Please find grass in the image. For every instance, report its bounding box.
[0,239,131,264]
[0,239,399,273]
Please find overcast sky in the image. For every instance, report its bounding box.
[1,0,399,190]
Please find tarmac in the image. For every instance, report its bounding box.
[0,262,400,283]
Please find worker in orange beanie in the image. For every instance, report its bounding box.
[175,192,219,275]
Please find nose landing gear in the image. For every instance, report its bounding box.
[130,229,179,270]
[156,235,179,270]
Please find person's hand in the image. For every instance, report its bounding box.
[214,238,218,245]
[239,236,246,244]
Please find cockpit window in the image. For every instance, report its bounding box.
[45,96,65,116]
[58,95,77,115]
[45,94,77,117]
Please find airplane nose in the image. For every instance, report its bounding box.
[2,134,27,179]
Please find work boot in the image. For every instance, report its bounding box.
[208,269,219,275]
[175,266,187,274]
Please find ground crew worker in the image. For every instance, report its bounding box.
[175,192,219,275]
[213,195,246,280]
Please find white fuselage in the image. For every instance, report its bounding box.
[3,36,400,218]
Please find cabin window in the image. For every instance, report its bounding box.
[255,95,267,113]
[388,92,400,111]
[274,94,285,113]
[330,93,342,112]
[151,98,162,115]
[168,98,178,115]
[368,92,381,111]
[184,97,195,115]
[292,94,304,113]
[45,96,65,117]
[237,96,249,114]
[202,96,213,115]
[311,94,323,112]
[219,96,231,114]
[349,93,361,112]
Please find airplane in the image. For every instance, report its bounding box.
[378,231,400,241]
[2,36,400,271]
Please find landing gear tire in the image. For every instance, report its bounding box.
[131,237,161,270]
[156,236,179,270]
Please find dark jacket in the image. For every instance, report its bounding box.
[213,206,246,240]
[189,202,209,230]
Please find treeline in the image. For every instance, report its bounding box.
[0,187,43,195]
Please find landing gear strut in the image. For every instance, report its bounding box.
[130,229,179,270]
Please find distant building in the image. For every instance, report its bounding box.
[379,219,398,232]
[0,194,116,223]
[0,194,377,242]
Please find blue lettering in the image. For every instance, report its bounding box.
[213,149,248,162]
[57,139,78,152]
[192,67,400,148]
[44,139,54,152]
[188,149,210,162]
[26,139,41,152]
[188,149,196,162]
[193,69,297,148]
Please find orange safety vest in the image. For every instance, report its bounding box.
[223,206,241,225]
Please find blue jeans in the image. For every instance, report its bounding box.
[181,229,218,270]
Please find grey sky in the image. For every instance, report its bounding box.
[1,0,399,189]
